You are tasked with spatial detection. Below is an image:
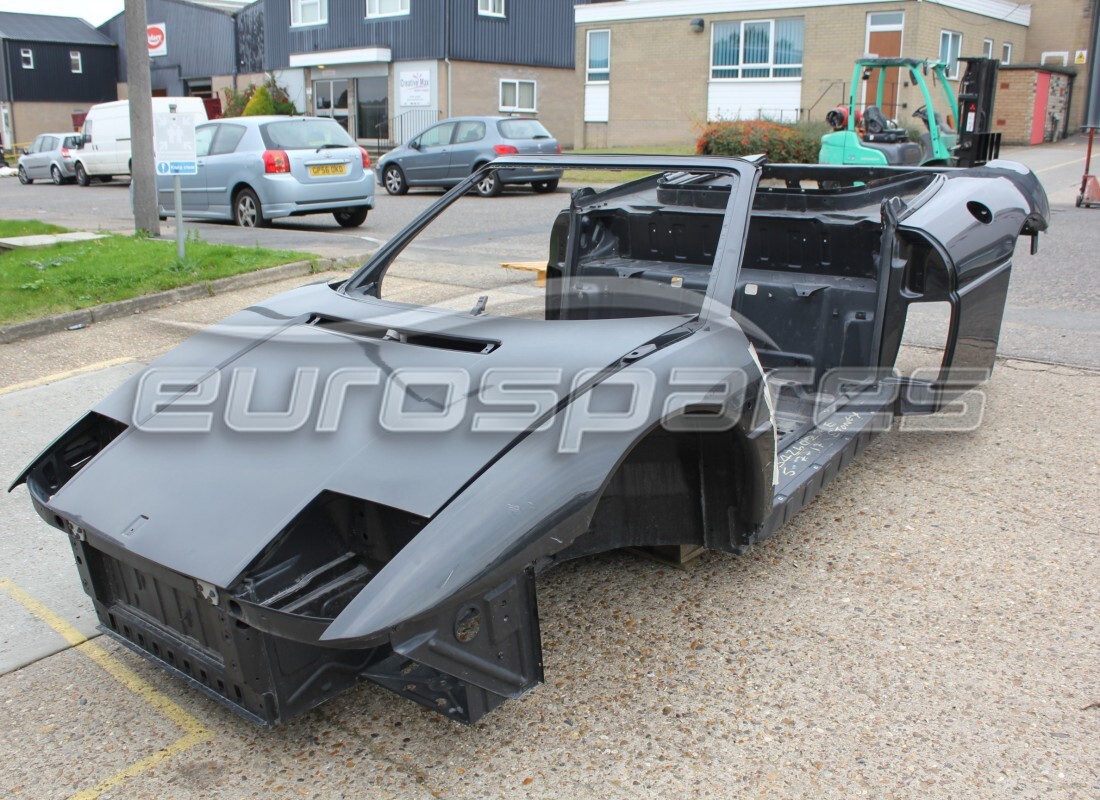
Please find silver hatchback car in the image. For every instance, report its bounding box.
[156,116,375,227]
[17,133,83,185]
[376,116,562,197]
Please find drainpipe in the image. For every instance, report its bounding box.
[444,0,451,116]
[2,39,16,146]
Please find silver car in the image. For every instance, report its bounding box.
[376,116,563,197]
[17,133,82,185]
[156,116,375,228]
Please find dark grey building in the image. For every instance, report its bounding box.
[0,12,117,148]
[95,0,589,146]
[98,0,245,98]
[238,0,583,144]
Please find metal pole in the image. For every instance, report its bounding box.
[168,102,185,260]
[173,175,184,259]
[1080,127,1095,197]
[125,0,160,236]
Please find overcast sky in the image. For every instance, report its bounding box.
[0,0,124,27]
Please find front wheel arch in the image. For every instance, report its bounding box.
[547,418,771,566]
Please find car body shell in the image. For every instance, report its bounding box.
[155,116,375,224]
[14,155,1048,727]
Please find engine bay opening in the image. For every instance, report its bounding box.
[232,491,428,620]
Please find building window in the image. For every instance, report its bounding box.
[1002,43,1012,64]
[586,29,610,83]
[867,11,903,27]
[291,0,327,26]
[20,48,33,69]
[366,0,408,18]
[478,0,504,18]
[982,38,993,59]
[70,50,83,73]
[711,18,803,80]
[500,79,536,112]
[940,30,962,78]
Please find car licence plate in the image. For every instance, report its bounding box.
[309,164,347,177]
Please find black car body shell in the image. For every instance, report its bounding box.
[13,155,1048,725]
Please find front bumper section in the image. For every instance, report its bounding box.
[62,525,541,726]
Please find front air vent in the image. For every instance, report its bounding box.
[306,315,499,354]
[22,412,127,497]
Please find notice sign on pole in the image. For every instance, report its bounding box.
[148,23,167,58]
[154,112,198,175]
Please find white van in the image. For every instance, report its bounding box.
[75,97,207,185]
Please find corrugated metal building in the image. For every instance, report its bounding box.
[98,0,244,99]
[0,12,117,149]
[95,0,589,148]
[242,0,584,146]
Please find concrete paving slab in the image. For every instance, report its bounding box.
[0,645,182,800]
[0,362,144,674]
[0,232,107,251]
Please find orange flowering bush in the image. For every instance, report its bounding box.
[696,120,819,163]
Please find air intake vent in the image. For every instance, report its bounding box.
[306,315,499,354]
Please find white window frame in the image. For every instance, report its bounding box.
[940,30,962,79]
[291,0,327,27]
[982,38,994,59]
[586,29,610,84]
[710,17,804,81]
[499,79,536,113]
[478,0,504,18]
[366,0,409,19]
[1002,43,1013,65]
[70,50,83,73]
[20,48,33,69]
[864,10,904,55]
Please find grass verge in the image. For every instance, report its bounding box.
[0,231,313,325]
[0,219,70,238]
[563,144,698,184]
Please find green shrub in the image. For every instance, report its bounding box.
[696,120,820,163]
[222,86,252,117]
[243,85,276,116]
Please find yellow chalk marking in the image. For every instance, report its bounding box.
[0,578,212,800]
[1034,156,1086,174]
[0,357,136,397]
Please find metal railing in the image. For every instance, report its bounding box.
[371,109,443,155]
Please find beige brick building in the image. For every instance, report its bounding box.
[1023,0,1096,130]
[574,0,1032,148]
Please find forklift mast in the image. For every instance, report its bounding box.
[954,57,1002,167]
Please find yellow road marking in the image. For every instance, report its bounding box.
[0,578,212,800]
[1034,156,1086,174]
[0,357,136,397]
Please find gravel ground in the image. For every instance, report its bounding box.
[0,357,1096,800]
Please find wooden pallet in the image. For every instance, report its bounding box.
[500,260,547,287]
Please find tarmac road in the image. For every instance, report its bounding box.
[0,143,1096,799]
[2,139,1098,367]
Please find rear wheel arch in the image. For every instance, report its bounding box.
[230,182,254,203]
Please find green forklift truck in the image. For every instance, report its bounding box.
[819,57,999,167]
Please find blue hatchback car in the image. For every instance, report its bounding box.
[156,116,375,228]
[376,116,562,197]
